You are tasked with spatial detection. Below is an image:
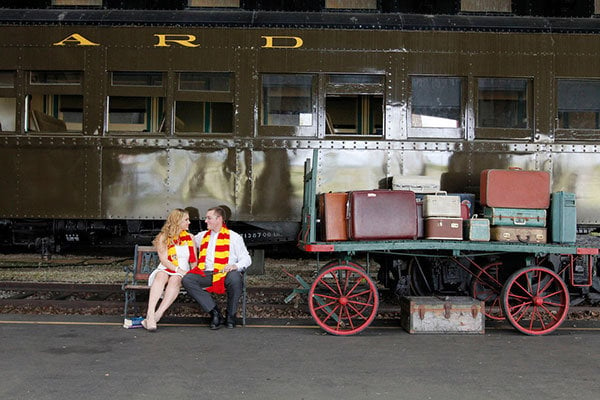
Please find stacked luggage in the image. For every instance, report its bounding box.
[480,168,550,243]
[316,168,577,244]
[422,192,463,240]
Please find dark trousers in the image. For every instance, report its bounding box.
[182,271,243,319]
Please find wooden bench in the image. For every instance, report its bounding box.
[122,244,247,325]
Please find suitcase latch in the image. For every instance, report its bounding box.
[443,302,452,319]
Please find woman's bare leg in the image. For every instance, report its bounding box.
[144,272,168,330]
[154,275,182,323]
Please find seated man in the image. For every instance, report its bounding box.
[182,206,251,329]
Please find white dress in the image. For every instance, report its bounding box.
[147,244,192,287]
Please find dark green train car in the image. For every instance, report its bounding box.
[1,8,600,252]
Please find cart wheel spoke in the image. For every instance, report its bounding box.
[471,262,505,321]
[501,266,569,335]
[309,263,379,336]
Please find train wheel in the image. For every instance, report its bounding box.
[309,263,379,335]
[501,266,569,335]
[471,262,505,321]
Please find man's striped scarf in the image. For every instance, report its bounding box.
[188,226,230,294]
[165,230,197,273]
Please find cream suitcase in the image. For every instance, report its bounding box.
[423,191,461,218]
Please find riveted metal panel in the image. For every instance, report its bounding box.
[552,151,600,226]
[251,148,312,221]
[13,141,99,218]
[101,145,239,220]
[0,143,18,215]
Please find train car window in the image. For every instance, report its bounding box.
[325,0,377,10]
[0,71,14,88]
[30,71,82,85]
[0,71,16,132]
[174,72,234,135]
[26,95,84,133]
[262,74,314,127]
[175,101,233,133]
[476,78,530,129]
[107,96,165,133]
[26,71,83,133]
[112,72,163,87]
[0,97,16,132]
[409,76,464,139]
[178,72,231,92]
[52,0,102,6]
[188,0,240,7]
[325,74,383,136]
[557,79,600,130]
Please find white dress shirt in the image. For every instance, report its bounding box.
[193,229,252,272]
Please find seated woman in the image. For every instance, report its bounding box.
[142,208,197,331]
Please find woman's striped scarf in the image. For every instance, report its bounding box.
[165,230,197,273]
[188,226,230,294]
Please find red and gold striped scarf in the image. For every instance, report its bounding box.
[165,230,197,273]
[188,226,230,294]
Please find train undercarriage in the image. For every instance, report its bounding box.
[375,252,600,310]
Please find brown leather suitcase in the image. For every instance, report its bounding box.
[480,168,550,209]
[317,192,348,241]
[490,226,547,243]
[348,190,417,240]
[424,217,463,240]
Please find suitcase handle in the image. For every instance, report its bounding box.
[516,234,530,243]
[508,167,523,171]
[513,218,526,225]
[433,191,448,196]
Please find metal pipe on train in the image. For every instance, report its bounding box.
[0,8,599,251]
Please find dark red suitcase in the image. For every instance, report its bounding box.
[424,217,463,240]
[348,190,418,240]
[317,192,348,241]
[480,168,550,209]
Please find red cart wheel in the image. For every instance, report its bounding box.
[471,262,505,321]
[501,266,569,335]
[309,263,379,335]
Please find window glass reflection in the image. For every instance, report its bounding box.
[262,74,313,126]
[557,79,600,129]
[477,78,529,128]
[411,76,463,128]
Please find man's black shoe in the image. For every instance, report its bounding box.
[209,308,224,330]
[226,317,236,329]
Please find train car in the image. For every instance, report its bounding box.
[1,3,600,262]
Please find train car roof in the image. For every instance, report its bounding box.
[1,9,600,34]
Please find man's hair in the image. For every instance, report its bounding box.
[208,206,226,222]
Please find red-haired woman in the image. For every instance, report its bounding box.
[142,208,197,331]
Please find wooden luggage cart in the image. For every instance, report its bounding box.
[293,151,598,336]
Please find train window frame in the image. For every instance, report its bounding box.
[25,70,84,134]
[173,72,235,136]
[259,73,318,138]
[106,71,167,135]
[188,0,240,8]
[407,75,466,140]
[111,71,163,88]
[555,78,600,141]
[325,0,378,10]
[323,73,384,138]
[474,77,533,140]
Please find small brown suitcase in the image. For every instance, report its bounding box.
[348,190,418,240]
[490,226,547,243]
[317,192,348,241]
[480,168,550,209]
[424,217,463,240]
